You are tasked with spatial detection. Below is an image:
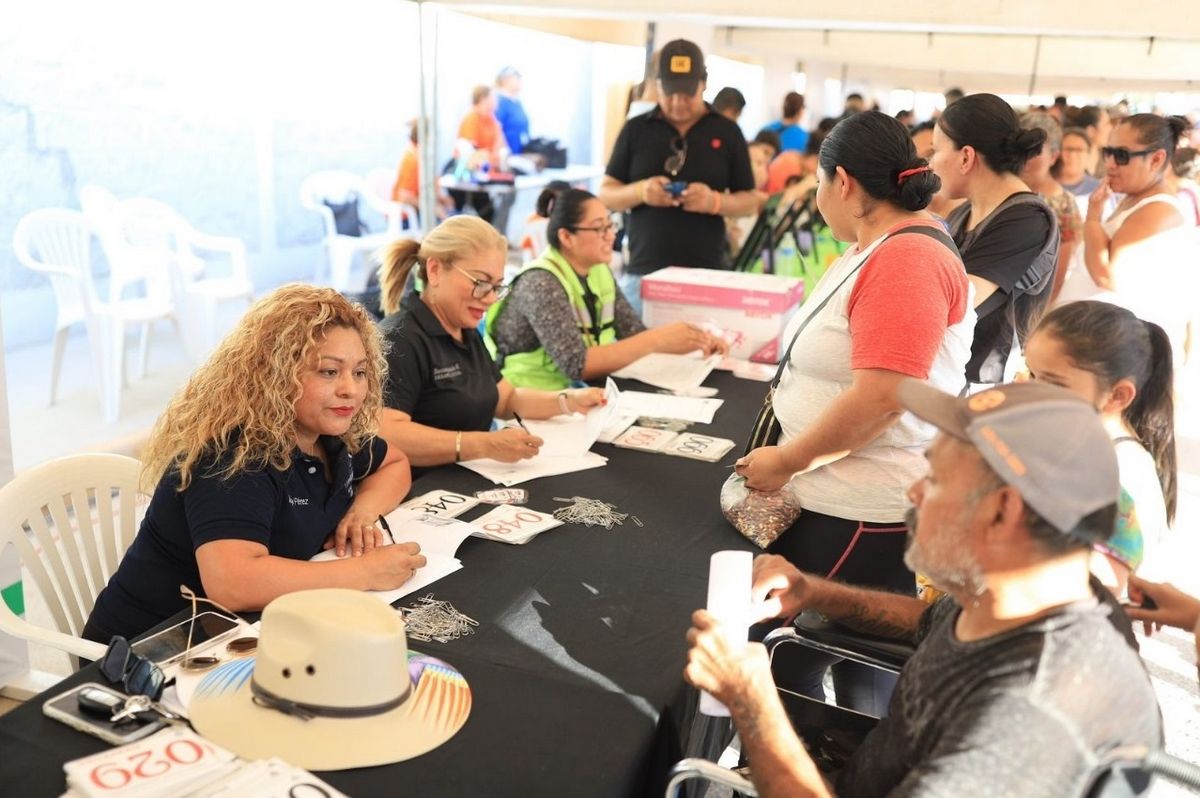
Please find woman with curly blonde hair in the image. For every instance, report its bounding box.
[85,284,424,643]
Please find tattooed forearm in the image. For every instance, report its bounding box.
[842,601,920,642]
[806,578,927,642]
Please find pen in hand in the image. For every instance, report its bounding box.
[512,412,531,433]
[378,514,395,544]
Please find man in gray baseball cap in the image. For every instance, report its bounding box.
[685,380,1161,797]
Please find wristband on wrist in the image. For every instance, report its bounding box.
[455,431,462,462]
[711,192,722,215]
[557,391,571,415]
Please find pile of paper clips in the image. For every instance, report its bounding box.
[551,496,644,530]
[398,594,479,643]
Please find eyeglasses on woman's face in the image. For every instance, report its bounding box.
[1101,146,1156,166]
[450,262,510,300]
[569,221,616,237]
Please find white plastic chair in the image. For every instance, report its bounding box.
[79,184,143,305]
[519,217,549,264]
[0,453,144,665]
[110,198,254,358]
[363,167,421,237]
[299,170,395,293]
[13,209,175,422]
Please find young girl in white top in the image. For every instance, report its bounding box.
[1024,300,1176,594]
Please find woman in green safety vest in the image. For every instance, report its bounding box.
[485,187,726,391]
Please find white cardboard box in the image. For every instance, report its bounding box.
[641,267,804,363]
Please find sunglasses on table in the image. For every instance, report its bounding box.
[450,262,510,300]
[665,136,688,177]
[1101,146,1157,166]
[178,584,258,673]
[99,637,166,701]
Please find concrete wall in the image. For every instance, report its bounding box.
[0,1,601,350]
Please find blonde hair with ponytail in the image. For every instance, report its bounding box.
[377,216,508,315]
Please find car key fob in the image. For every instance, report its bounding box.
[77,686,126,719]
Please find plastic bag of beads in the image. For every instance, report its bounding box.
[719,473,801,548]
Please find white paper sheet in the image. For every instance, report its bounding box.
[457,452,608,486]
[309,547,464,606]
[512,378,620,458]
[518,414,595,459]
[616,390,724,424]
[612,353,720,393]
[380,508,478,558]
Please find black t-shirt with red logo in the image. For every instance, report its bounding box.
[606,105,754,274]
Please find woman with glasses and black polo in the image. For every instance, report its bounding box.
[376,215,606,469]
[484,187,726,392]
[1084,114,1189,292]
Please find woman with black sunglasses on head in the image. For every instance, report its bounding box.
[375,216,606,469]
[1084,114,1189,293]
[484,187,726,391]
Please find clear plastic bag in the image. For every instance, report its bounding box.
[719,473,802,549]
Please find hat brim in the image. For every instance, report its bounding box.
[189,651,471,770]
[896,379,969,441]
[659,77,701,96]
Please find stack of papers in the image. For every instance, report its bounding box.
[457,451,608,486]
[310,508,477,605]
[616,390,724,424]
[64,728,345,797]
[612,352,721,393]
[460,379,619,485]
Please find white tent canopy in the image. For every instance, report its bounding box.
[433,0,1200,92]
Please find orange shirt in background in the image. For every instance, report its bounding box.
[391,146,419,202]
[458,111,503,164]
[765,151,805,194]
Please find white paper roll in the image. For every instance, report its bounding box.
[699,549,753,717]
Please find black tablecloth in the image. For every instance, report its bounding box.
[0,371,765,797]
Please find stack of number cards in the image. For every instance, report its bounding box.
[471,504,563,545]
[613,427,736,462]
[63,727,346,798]
[397,489,479,518]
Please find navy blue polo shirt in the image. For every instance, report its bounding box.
[380,291,501,432]
[88,435,387,640]
[606,104,755,274]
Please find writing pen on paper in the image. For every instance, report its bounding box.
[378,514,395,544]
[512,412,531,433]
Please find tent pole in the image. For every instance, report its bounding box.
[417,0,438,234]
[1028,35,1042,97]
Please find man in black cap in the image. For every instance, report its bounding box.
[686,381,1161,797]
[600,39,757,314]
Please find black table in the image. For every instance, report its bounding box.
[0,371,765,797]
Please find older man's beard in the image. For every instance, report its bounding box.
[903,506,986,597]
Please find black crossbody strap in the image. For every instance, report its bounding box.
[771,223,959,386]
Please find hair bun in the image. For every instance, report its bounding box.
[1167,115,1191,143]
[1007,127,1046,158]
[895,158,940,212]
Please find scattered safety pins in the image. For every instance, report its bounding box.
[398,594,479,643]
[636,417,691,433]
[551,496,643,530]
